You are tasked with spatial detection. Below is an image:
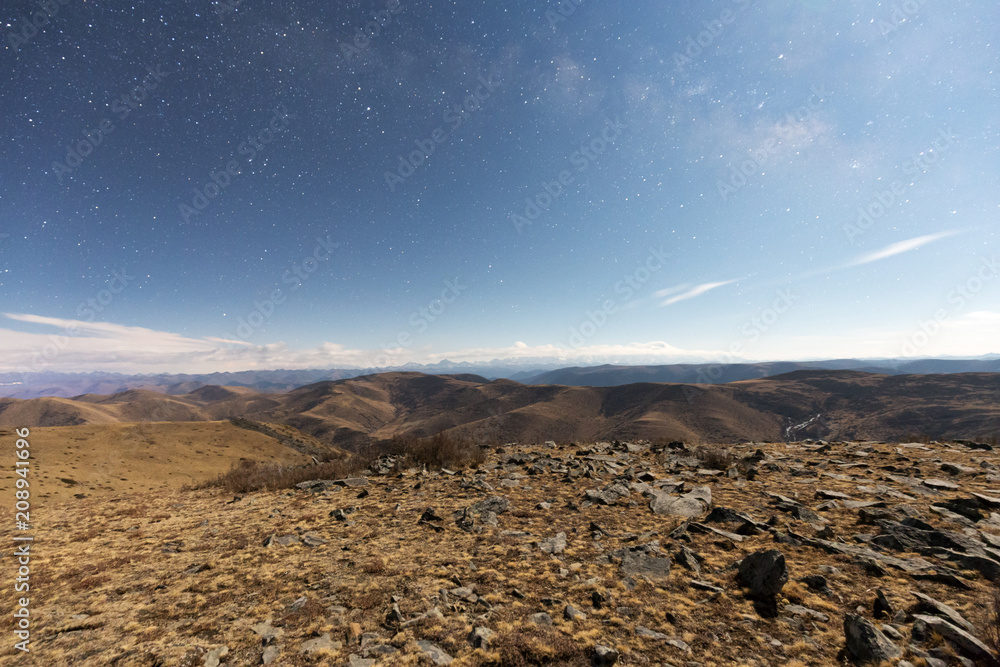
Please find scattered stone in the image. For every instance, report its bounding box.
[923,478,960,491]
[302,534,326,547]
[416,640,453,665]
[251,620,284,644]
[911,614,1000,666]
[592,644,620,666]
[585,482,631,505]
[911,591,975,633]
[816,489,853,500]
[529,612,553,626]
[666,638,692,652]
[538,532,567,555]
[300,633,341,655]
[262,645,281,665]
[691,580,723,593]
[675,546,701,574]
[564,604,587,621]
[649,485,712,518]
[738,549,788,601]
[636,625,669,640]
[873,589,893,619]
[842,614,901,663]
[784,604,829,622]
[204,646,228,667]
[468,626,494,649]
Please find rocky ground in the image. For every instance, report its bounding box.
[5,437,1000,666]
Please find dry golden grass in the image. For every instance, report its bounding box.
[0,437,998,665]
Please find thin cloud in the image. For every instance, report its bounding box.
[847,231,957,267]
[657,280,738,306]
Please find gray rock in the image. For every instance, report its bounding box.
[649,485,712,518]
[691,580,723,593]
[666,638,691,652]
[620,552,671,581]
[204,646,228,667]
[912,614,1000,666]
[416,640,453,665]
[469,495,511,515]
[300,633,341,654]
[251,620,284,644]
[468,626,494,649]
[873,589,893,619]
[585,482,631,505]
[262,645,282,665]
[923,478,960,491]
[564,604,587,621]
[592,644,620,666]
[738,549,788,599]
[911,591,975,633]
[784,604,829,622]
[529,612,553,626]
[635,626,668,640]
[348,656,376,667]
[843,614,901,663]
[675,546,701,574]
[538,532,567,554]
[302,533,326,547]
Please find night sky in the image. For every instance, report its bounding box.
[1,0,998,374]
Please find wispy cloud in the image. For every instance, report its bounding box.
[846,231,958,267]
[0,313,725,374]
[655,280,738,306]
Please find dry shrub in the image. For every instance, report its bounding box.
[199,455,369,494]
[385,431,487,470]
[362,558,387,575]
[476,625,587,666]
[694,444,734,470]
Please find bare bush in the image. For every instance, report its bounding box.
[694,445,734,470]
[198,456,368,494]
[385,431,487,470]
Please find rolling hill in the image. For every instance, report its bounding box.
[1,371,998,448]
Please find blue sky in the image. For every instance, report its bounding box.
[1,0,998,374]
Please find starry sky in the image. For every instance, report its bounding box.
[1,0,998,374]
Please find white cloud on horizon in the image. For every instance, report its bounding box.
[2,308,997,376]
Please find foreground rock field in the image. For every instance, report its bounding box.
[6,438,1000,666]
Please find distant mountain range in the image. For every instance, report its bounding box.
[1,370,998,447]
[2,356,1000,399]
